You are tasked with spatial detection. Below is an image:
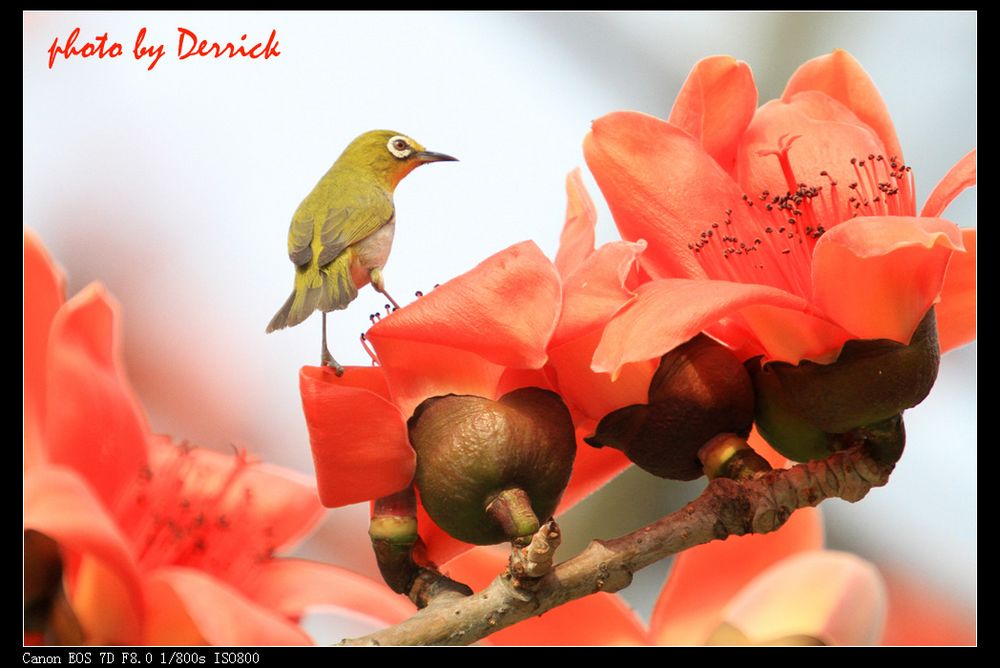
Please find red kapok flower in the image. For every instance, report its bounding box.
[300,237,663,565]
[299,241,566,564]
[583,51,976,376]
[23,230,412,645]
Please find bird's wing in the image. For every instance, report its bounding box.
[316,188,394,267]
[287,211,314,267]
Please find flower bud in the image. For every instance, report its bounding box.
[408,388,576,545]
[750,309,937,461]
[585,334,754,480]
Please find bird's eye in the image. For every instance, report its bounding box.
[387,136,413,159]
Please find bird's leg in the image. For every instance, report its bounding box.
[321,312,345,376]
[369,267,401,311]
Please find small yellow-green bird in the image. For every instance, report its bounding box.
[266,130,457,375]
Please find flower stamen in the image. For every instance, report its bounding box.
[756,134,803,193]
[113,441,273,585]
[360,332,381,366]
[689,142,922,303]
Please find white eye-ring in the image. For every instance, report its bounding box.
[387,136,413,159]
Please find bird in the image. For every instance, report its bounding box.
[266,129,457,375]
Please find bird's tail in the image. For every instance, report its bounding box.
[265,252,358,333]
[318,250,359,312]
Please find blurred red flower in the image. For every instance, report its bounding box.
[23,230,413,645]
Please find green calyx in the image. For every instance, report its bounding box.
[585,334,755,481]
[749,309,937,462]
[748,361,838,462]
[408,388,576,545]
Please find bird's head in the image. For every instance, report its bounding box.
[343,129,457,189]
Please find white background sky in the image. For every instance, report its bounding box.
[24,11,976,640]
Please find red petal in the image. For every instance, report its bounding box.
[367,241,560,368]
[443,547,649,645]
[551,240,646,347]
[782,49,904,163]
[144,567,312,645]
[299,366,414,507]
[668,55,757,174]
[248,558,415,626]
[935,228,976,353]
[720,550,886,645]
[72,554,144,644]
[585,111,732,280]
[556,424,633,514]
[493,595,648,646]
[735,303,855,364]
[649,507,824,645]
[548,239,654,421]
[554,168,597,277]
[24,468,140,587]
[370,342,509,419]
[147,438,324,556]
[921,148,976,218]
[440,545,508,591]
[880,571,976,645]
[43,284,149,509]
[811,216,964,344]
[703,317,764,362]
[549,328,657,422]
[24,467,144,643]
[592,278,826,378]
[239,463,323,550]
[367,241,562,416]
[24,230,66,470]
[495,366,554,397]
[735,93,886,226]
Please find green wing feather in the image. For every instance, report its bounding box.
[287,211,314,266]
[316,188,393,266]
[267,177,394,333]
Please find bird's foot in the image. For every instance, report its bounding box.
[321,349,345,377]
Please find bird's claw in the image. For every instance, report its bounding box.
[321,350,345,377]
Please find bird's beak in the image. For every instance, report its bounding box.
[415,151,458,163]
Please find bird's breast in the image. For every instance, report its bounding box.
[351,221,396,288]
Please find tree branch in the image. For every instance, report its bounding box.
[340,441,895,646]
